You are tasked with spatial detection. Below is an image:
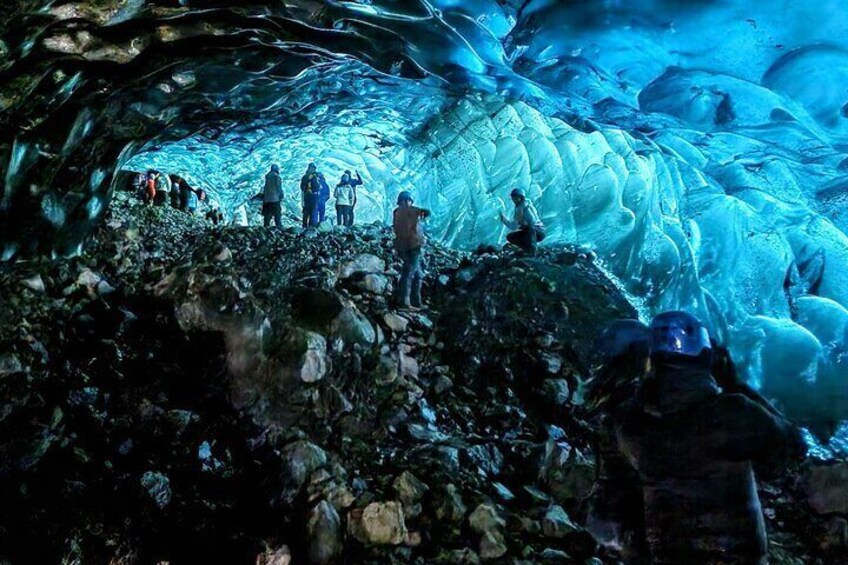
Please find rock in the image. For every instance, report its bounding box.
[376,355,400,384]
[447,548,481,564]
[393,471,429,507]
[214,246,233,262]
[331,305,377,347]
[307,500,342,564]
[0,353,23,376]
[22,274,45,292]
[434,375,453,394]
[479,530,507,560]
[538,548,570,561]
[542,379,570,407]
[435,483,467,523]
[348,501,408,545]
[76,268,102,289]
[282,440,328,492]
[359,273,390,294]
[541,441,595,503]
[399,350,419,379]
[383,312,409,333]
[339,254,385,278]
[256,546,292,565]
[539,352,562,375]
[140,471,171,509]
[286,329,330,383]
[469,504,505,535]
[802,463,848,515]
[542,504,577,538]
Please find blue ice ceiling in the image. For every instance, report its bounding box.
[1,1,847,446]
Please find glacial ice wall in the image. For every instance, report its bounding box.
[1,1,848,443]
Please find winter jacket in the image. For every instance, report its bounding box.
[502,201,542,230]
[334,184,355,206]
[263,171,283,203]
[601,364,803,565]
[393,206,430,252]
[155,174,172,193]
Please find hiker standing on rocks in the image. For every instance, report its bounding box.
[143,170,157,205]
[393,191,431,310]
[315,171,331,225]
[300,163,320,228]
[261,164,284,228]
[499,188,545,253]
[597,311,805,564]
[336,170,362,226]
[153,170,172,207]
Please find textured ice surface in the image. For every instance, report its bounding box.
[2,1,848,442]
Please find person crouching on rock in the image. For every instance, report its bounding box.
[261,164,284,228]
[499,188,545,253]
[393,191,431,310]
[602,311,805,565]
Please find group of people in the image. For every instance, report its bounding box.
[136,170,204,214]
[257,163,364,229]
[586,312,805,564]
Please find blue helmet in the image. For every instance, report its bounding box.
[397,191,414,204]
[649,311,711,358]
[271,164,279,173]
[510,188,526,200]
[595,319,650,362]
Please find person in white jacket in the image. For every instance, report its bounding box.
[334,171,359,226]
[499,188,545,253]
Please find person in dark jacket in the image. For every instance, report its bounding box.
[300,163,319,228]
[315,171,330,225]
[597,311,805,565]
[342,170,363,225]
[261,164,284,228]
[393,191,430,309]
[586,319,651,563]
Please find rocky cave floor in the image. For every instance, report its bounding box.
[1,193,846,564]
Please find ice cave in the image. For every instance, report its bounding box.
[1,1,847,563]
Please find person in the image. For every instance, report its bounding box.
[315,171,331,225]
[393,191,431,309]
[300,163,319,228]
[143,170,157,205]
[585,319,651,563]
[499,188,544,253]
[334,172,356,226]
[340,170,363,225]
[185,187,199,214]
[261,164,284,228]
[169,175,182,208]
[206,207,223,225]
[598,311,804,564]
[153,170,172,206]
[179,178,194,211]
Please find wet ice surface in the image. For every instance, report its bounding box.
[1,1,848,446]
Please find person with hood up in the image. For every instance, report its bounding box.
[596,311,805,565]
[392,191,430,310]
[499,188,545,253]
[300,163,319,228]
[261,164,284,228]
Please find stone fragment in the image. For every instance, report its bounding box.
[307,500,342,564]
[256,546,292,565]
[435,484,467,523]
[286,329,330,383]
[282,440,327,492]
[339,254,385,278]
[542,504,577,538]
[140,471,171,509]
[393,471,429,507]
[479,531,507,560]
[383,312,409,333]
[331,306,377,346]
[542,379,570,407]
[469,504,505,535]
[348,501,408,545]
[22,274,45,292]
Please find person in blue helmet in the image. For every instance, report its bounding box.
[593,311,804,565]
[393,191,430,309]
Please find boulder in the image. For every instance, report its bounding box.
[359,273,391,294]
[307,500,342,564]
[331,306,378,347]
[468,504,505,535]
[339,254,385,279]
[435,483,467,523]
[802,463,848,515]
[348,501,408,545]
[285,329,330,383]
[542,504,577,538]
[282,440,328,492]
[478,530,507,560]
[393,471,429,507]
[383,312,409,333]
[541,440,595,503]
